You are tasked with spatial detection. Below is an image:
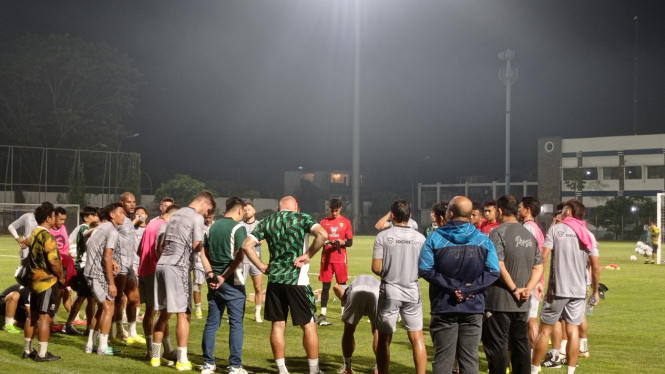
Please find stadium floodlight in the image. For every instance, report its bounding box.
[499,49,517,195]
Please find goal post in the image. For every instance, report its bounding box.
[658,193,664,265]
[0,203,80,238]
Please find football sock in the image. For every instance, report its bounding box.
[531,365,540,374]
[567,367,576,374]
[38,341,48,357]
[176,347,188,363]
[552,349,560,361]
[151,343,161,359]
[308,358,320,374]
[5,317,15,327]
[343,357,352,369]
[195,303,202,314]
[24,338,32,354]
[321,307,327,315]
[164,335,174,353]
[560,340,568,354]
[276,358,289,373]
[129,321,137,337]
[99,334,109,351]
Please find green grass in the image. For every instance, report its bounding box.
[0,235,664,373]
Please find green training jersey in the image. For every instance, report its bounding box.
[424,224,437,237]
[249,210,318,285]
[203,217,247,285]
[75,224,90,272]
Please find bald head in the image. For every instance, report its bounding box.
[120,191,136,215]
[448,196,472,221]
[121,192,135,202]
[279,196,298,212]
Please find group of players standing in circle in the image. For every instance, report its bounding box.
[2,190,600,374]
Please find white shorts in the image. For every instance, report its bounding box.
[87,277,113,303]
[376,298,423,333]
[155,264,191,314]
[528,291,540,319]
[342,285,378,325]
[192,269,205,285]
[540,297,585,326]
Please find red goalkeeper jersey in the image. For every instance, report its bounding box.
[320,215,353,263]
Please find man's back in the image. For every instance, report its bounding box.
[138,217,165,276]
[544,223,595,299]
[249,210,318,285]
[29,227,60,293]
[83,222,118,280]
[374,226,425,302]
[159,207,203,268]
[205,218,247,285]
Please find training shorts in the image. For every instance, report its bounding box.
[192,268,205,285]
[540,297,585,326]
[243,261,263,280]
[376,297,423,333]
[139,274,155,307]
[342,284,379,325]
[72,271,93,298]
[528,291,540,319]
[30,283,59,318]
[264,282,315,326]
[319,261,349,284]
[155,264,191,314]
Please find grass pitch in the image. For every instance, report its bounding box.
[0,235,664,373]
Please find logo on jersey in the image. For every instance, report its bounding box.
[515,236,533,248]
[558,232,564,237]
[340,223,344,227]
[331,227,338,234]
[387,237,394,244]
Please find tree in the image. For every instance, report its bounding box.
[563,168,587,201]
[592,195,657,240]
[154,174,207,206]
[67,154,88,207]
[0,34,143,149]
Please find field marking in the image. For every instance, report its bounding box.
[0,254,18,258]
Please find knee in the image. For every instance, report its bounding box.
[9,292,20,302]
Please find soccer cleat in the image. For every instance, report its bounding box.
[163,350,178,362]
[97,346,122,355]
[201,362,216,374]
[541,357,562,368]
[34,351,61,362]
[196,311,203,319]
[176,360,193,371]
[64,325,84,335]
[22,350,37,359]
[73,319,88,325]
[255,314,263,323]
[336,364,353,374]
[151,357,162,367]
[315,314,327,323]
[579,350,590,358]
[4,324,21,333]
[560,357,579,367]
[228,366,249,374]
[50,324,63,333]
[84,345,94,354]
[127,335,147,345]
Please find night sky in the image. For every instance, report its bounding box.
[2,0,664,197]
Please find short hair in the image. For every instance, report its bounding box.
[244,201,254,208]
[165,204,181,215]
[521,196,541,217]
[483,199,497,209]
[135,205,147,213]
[432,201,448,220]
[472,202,483,212]
[161,197,174,205]
[80,206,99,221]
[496,195,519,217]
[556,202,565,211]
[225,196,245,212]
[195,190,216,211]
[563,199,586,220]
[34,203,55,225]
[329,198,342,210]
[390,200,411,223]
[104,202,123,220]
[54,206,67,216]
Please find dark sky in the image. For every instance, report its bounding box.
[2,0,664,197]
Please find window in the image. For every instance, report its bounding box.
[330,173,348,185]
[625,166,642,180]
[562,168,597,181]
[301,173,315,182]
[603,167,622,180]
[647,166,665,179]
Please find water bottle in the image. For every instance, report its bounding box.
[586,297,597,316]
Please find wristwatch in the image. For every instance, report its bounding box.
[511,286,518,293]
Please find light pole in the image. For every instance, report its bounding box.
[499,49,517,195]
[351,0,361,233]
[102,133,139,196]
[411,156,430,209]
[142,171,153,195]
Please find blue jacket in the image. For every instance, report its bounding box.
[418,220,500,315]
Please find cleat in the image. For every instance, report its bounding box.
[163,350,178,362]
[64,325,84,335]
[541,357,561,368]
[4,324,21,334]
[315,314,327,323]
[229,367,250,374]
[97,346,122,355]
[22,350,38,359]
[255,314,263,323]
[73,319,88,325]
[151,357,162,367]
[176,360,193,371]
[127,335,147,345]
[196,311,203,319]
[560,357,579,367]
[34,351,61,362]
[336,364,353,374]
[201,362,216,374]
[84,345,94,353]
[579,350,589,358]
[50,324,63,333]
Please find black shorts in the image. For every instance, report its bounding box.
[0,297,28,324]
[265,282,316,326]
[71,271,93,298]
[30,283,59,318]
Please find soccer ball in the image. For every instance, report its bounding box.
[630,255,637,261]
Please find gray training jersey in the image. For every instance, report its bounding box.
[83,221,119,282]
[487,222,543,312]
[191,223,211,272]
[387,218,418,231]
[117,216,136,269]
[240,219,261,264]
[373,225,426,303]
[158,207,204,269]
[10,213,38,260]
[543,223,599,299]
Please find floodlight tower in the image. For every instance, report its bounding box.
[351,0,361,233]
[499,49,517,195]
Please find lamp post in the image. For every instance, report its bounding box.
[142,171,153,195]
[351,0,361,233]
[101,133,139,196]
[411,156,430,209]
[499,50,517,195]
